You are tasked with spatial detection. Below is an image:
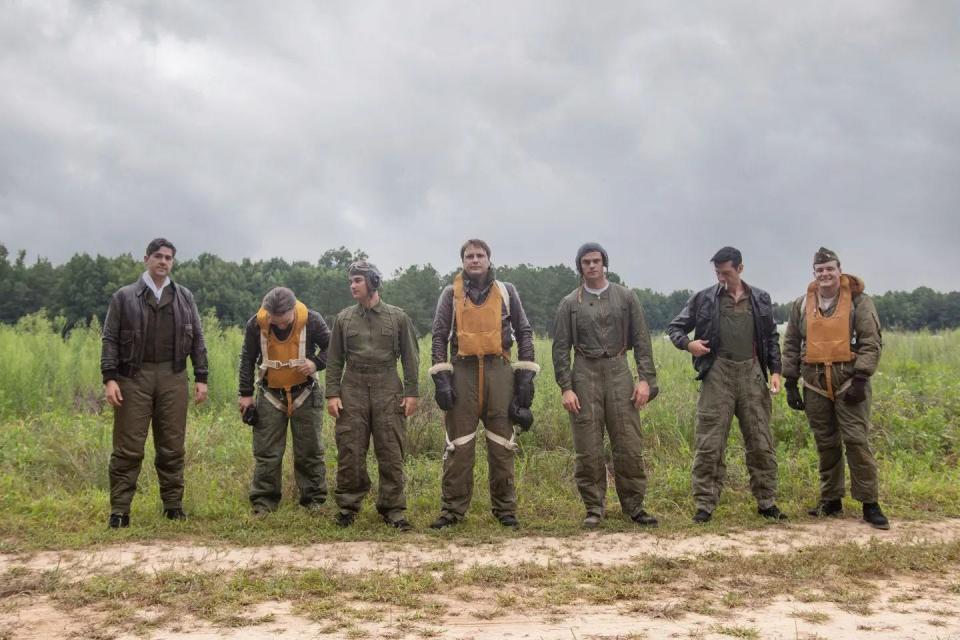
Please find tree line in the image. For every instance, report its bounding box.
[1,243,958,335]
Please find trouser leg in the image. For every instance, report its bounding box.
[151,365,189,510]
[290,388,328,506]
[109,370,155,514]
[250,392,288,511]
[440,359,481,520]
[605,357,648,517]
[734,362,778,509]
[692,363,736,513]
[804,389,846,501]
[334,380,372,514]
[371,374,407,522]
[836,381,879,503]
[570,358,607,517]
[483,358,516,519]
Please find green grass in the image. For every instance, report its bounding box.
[0,320,959,550]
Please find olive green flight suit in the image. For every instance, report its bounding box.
[552,283,658,519]
[692,292,779,514]
[782,282,882,503]
[326,301,420,523]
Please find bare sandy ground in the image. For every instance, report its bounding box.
[3,518,960,639]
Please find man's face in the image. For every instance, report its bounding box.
[144,246,175,280]
[349,275,369,300]
[462,244,490,278]
[580,251,605,281]
[268,309,296,330]
[714,261,743,289]
[814,260,841,290]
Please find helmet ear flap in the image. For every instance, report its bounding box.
[368,272,381,291]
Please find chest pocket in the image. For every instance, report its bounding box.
[345,326,363,351]
[378,325,396,352]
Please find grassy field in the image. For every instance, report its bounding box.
[0,313,958,551]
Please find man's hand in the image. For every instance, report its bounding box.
[769,373,782,394]
[844,375,868,405]
[327,397,343,419]
[239,395,255,414]
[400,396,418,417]
[296,360,318,376]
[562,389,581,414]
[194,383,208,404]
[105,380,123,407]
[687,339,711,357]
[631,380,651,409]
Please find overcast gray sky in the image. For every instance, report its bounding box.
[1,1,958,301]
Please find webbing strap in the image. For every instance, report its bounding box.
[256,325,308,381]
[800,376,853,400]
[260,385,312,417]
[443,430,478,460]
[484,427,520,451]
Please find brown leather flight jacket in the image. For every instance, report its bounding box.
[100,278,209,384]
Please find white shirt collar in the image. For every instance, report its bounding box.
[142,272,171,301]
[584,282,610,296]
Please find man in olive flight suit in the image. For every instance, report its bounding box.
[782,247,889,530]
[326,261,420,530]
[428,238,538,530]
[552,243,659,529]
[238,286,331,515]
[667,246,786,524]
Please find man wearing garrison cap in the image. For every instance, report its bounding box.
[552,243,659,529]
[667,246,786,524]
[783,248,889,529]
[325,260,420,530]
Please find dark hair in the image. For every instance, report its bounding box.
[460,239,491,260]
[710,246,742,268]
[261,287,297,315]
[146,238,176,257]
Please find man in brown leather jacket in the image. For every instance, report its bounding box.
[101,238,208,528]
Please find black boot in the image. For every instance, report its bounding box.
[429,513,459,530]
[498,514,520,529]
[335,511,356,528]
[108,513,130,529]
[758,505,788,521]
[163,508,187,521]
[862,502,890,530]
[807,499,843,517]
[630,510,658,527]
[692,509,712,524]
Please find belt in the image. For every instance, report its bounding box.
[347,362,394,373]
[574,347,624,359]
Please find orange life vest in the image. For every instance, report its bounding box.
[453,272,504,357]
[452,272,508,412]
[256,301,311,415]
[803,275,855,399]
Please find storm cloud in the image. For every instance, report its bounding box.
[1,1,958,301]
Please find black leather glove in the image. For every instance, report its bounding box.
[430,367,456,411]
[509,396,534,431]
[843,374,868,405]
[514,368,536,408]
[785,379,805,411]
[242,405,259,426]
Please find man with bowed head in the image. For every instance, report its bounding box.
[101,238,208,528]
[782,247,888,530]
[325,261,420,531]
[237,286,331,515]
[552,243,659,529]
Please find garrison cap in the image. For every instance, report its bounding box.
[813,247,840,265]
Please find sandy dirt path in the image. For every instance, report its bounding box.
[3,518,960,639]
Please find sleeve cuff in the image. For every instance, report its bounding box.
[511,361,541,374]
[428,363,454,375]
[102,370,118,384]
